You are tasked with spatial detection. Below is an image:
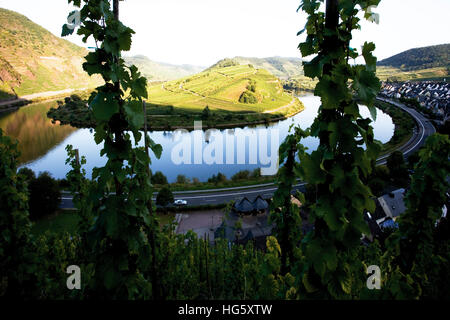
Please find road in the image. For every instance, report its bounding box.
[59,98,435,209]
[0,88,88,109]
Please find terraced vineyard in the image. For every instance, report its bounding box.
[147,64,299,114]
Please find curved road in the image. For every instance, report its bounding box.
[60,97,435,209]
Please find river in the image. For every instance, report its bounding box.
[0,95,394,182]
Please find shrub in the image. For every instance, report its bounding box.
[176,174,190,185]
[231,170,250,181]
[156,186,174,207]
[239,91,257,104]
[208,172,227,184]
[28,172,61,220]
[251,168,261,178]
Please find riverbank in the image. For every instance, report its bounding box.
[375,100,415,156]
[47,94,306,130]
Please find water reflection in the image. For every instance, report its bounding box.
[0,101,77,164]
[0,96,394,182]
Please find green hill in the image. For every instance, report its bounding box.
[147,64,299,114]
[0,8,101,101]
[378,44,450,71]
[124,55,205,81]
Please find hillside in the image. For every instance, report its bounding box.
[208,57,304,79]
[378,43,450,71]
[0,8,101,101]
[147,64,298,113]
[124,55,204,81]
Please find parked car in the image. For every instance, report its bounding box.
[174,199,188,206]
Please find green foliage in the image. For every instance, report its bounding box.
[28,172,62,220]
[62,0,162,298]
[156,186,174,207]
[239,90,257,104]
[176,174,190,185]
[294,0,382,298]
[386,151,409,187]
[18,167,36,183]
[207,172,228,185]
[0,128,36,298]
[231,170,250,182]
[270,125,308,274]
[383,133,450,299]
[247,79,257,93]
[202,105,211,120]
[151,171,168,185]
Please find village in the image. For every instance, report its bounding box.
[379,81,450,121]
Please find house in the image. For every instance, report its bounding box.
[233,197,254,214]
[363,189,407,241]
[377,188,407,221]
[233,196,269,214]
[214,210,274,250]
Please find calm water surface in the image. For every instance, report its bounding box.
[0,95,394,182]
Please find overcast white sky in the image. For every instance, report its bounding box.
[1,0,449,66]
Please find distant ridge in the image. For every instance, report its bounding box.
[378,44,450,71]
[207,57,303,79]
[123,55,205,81]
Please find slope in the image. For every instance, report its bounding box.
[378,43,450,71]
[0,8,101,101]
[147,64,297,113]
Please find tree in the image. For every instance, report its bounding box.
[156,186,174,207]
[231,170,250,181]
[151,171,168,185]
[202,106,211,120]
[239,91,257,104]
[208,172,227,184]
[176,174,190,185]
[28,172,61,220]
[17,167,35,184]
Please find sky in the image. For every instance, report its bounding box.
[0,0,449,66]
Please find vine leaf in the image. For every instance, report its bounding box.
[91,92,119,121]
